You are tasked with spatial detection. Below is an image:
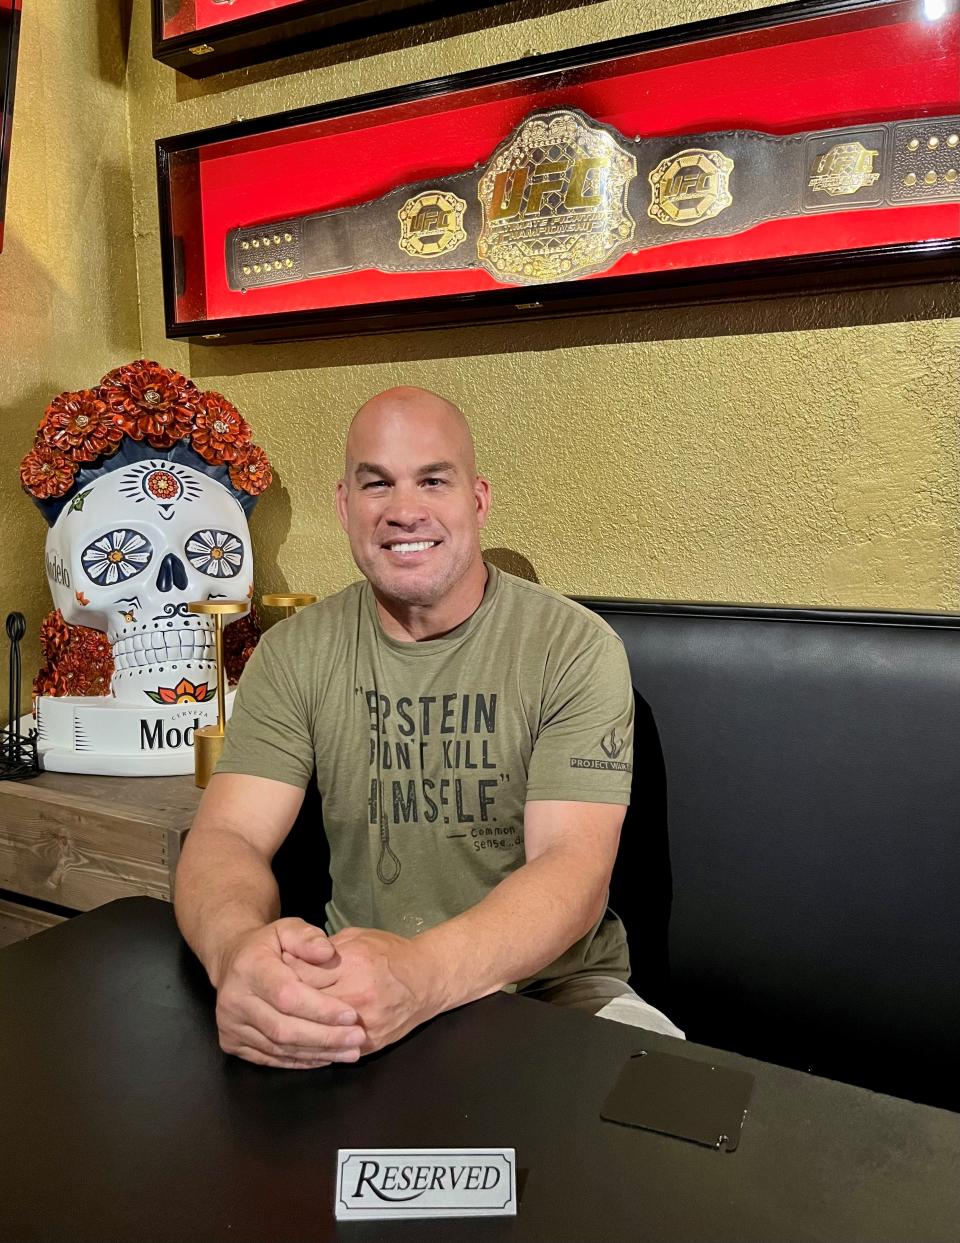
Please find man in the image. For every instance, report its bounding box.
[175,386,681,1069]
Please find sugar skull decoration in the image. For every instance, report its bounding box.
[20,361,271,775]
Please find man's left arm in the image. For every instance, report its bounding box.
[408,798,624,998]
[304,800,624,1052]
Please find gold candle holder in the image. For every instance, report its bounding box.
[188,600,248,789]
[261,592,318,620]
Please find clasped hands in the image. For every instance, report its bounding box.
[215,918,442,1069]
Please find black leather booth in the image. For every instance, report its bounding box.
[584,600,960,1113]
[273,601,960,1113]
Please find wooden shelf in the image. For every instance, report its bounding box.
[0,771,201,921]
[0,895,66,949]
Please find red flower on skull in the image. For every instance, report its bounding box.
[20,444,78,499]
[229,444,273,495]
[38,389,123,463]
[100,359,198,449]
[33,610,114,698]
[191,392,252,464]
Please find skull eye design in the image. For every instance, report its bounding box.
[82,529,154,585]
[185,529,244,578]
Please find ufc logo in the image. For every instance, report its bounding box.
[488,157,609,220]
[664,168,716,201]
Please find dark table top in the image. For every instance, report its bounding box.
[2,897,958,1243]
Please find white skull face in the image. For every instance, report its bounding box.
[45,460,252,704]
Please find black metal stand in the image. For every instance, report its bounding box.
[0,612,39,781]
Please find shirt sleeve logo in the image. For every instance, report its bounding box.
[570,727,632,772]
[600,728,626,759]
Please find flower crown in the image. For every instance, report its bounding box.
[20,359,273,523]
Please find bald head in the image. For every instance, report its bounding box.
[335,386,491,615]
[345,387,476,479]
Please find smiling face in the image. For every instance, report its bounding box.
[335,389,490,611]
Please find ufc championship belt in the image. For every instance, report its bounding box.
[225,108,960,290]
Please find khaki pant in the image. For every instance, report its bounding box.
[527,975,685,1039]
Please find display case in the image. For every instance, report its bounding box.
[0,0,21,252]
[152,0,512,78]
[156,0,960,345]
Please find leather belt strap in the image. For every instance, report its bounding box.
[225,108,960,291]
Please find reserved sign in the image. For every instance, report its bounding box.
[335,1148,517,1221]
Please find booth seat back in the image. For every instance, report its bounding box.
[579,601,960,1112]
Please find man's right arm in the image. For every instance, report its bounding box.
[175,772,367,1069]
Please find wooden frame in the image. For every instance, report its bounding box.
[151,0,512,79]
[0,0,21,253]
[155,0,960,345]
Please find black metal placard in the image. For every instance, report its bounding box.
[601,1050,754,1151]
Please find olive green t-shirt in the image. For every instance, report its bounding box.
[216,563,634,987]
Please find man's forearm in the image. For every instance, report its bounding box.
[413,846,608,1015]
[174,825,281,988]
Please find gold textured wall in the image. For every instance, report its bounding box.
[125,0,960,612]
[2,0,958,728]
[0,1,140,721]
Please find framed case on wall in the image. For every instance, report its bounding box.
[152,0,513,78]
[156,0,960,345]
[0,0,21,252]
